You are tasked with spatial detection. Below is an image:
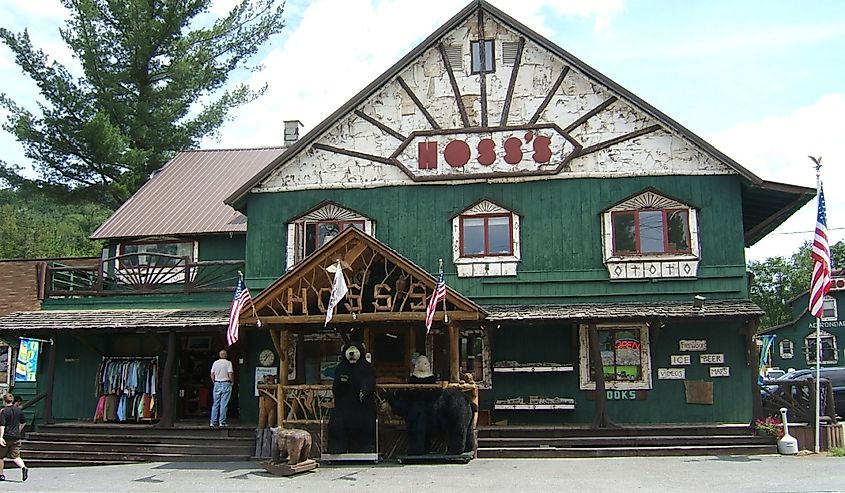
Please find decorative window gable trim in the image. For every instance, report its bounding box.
[286,202,374,269]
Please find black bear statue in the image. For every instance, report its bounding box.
[326,337,376,454]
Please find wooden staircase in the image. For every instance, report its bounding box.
[18,423,255,467]
[476,424,778,458]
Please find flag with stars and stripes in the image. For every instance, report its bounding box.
[425,263,447,333]
[810,182,832,318]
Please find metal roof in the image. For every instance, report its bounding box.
[223,0,814,246]
[0,309,229,331]
[484,300,764,322]
[91,147,286,240]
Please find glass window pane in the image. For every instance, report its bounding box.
[484,40,494,70]
[305,224,318,255]
[462,217,485,255]
[318,223,341,247]
[487,216,511,254]
[471,42,481,72]
[666,210,690,252]
[612,213,636,253]
[638,210,665,253]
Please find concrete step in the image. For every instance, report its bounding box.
[477,424,756,439]
[37,423,255,438]
[22,440,253,455]
[26,432,254,447]
[477,435,774,448]
[19,450,252,463]
[476,444,778,458]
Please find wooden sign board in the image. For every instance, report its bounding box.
[670,354,691,366]
[679,340,707,352]
[709,366,730,377]
[658,368,686,380]
[700,353,724,364]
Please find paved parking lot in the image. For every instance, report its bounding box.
[2,454,845,492]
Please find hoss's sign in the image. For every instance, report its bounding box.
[390,124,581,181]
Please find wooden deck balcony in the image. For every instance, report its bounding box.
[43,253,244,298]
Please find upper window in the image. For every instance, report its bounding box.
[119,240,194,267]
[286,202,373,268]
[602,189,700,280]
[460,214,512,257]
[579,323,652,390]
[471,40,495,73]
[611,209,690,255]
[779,339,794,359]
[305,221,365,257]
[805,330,838,365]
[452,200,521,278]
[822,296,838,321]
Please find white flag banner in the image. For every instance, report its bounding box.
[325,261,348,326]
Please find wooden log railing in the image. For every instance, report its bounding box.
[258,382,479,427]
[759,378,838,425]
[45,255,244,297]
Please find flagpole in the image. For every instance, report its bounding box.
[812,157,823,454]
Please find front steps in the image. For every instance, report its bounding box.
[17,423,255,467]
[476,424,778,458]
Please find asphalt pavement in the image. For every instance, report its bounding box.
[1,454,844,492]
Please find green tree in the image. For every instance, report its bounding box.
[0,188,110,258]
[749,240,845,329]
[0,0,284,208]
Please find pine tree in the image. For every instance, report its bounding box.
[0,0,285,208]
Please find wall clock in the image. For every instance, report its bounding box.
[259,349,275,366]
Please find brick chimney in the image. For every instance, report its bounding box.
[284,120,303,146]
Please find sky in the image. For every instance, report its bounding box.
[1,0,844,263]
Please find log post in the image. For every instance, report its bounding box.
[43,335,57,424]
[588,323,617,429]
[448,321,460,383]
[156,330,177,428]
[279,328,288,424]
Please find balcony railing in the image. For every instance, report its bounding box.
[760,378,838,424]
[45,253,244,297]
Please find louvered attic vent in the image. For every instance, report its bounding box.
[502,41,520,66]
[444,45,463,70]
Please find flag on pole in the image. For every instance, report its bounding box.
[425,261,447,333]
[227,275,251,346]
[809,181,832,318]
[325,261,348,326]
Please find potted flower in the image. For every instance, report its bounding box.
[754,415,784,438]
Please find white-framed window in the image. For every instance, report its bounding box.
[470,39,495,73]
[286,202,374,268]
[822,296,838,321]
[805,330,838,365]
[452,200,520,278]
[578,323,652,390]
[602,189,700,280]
[779,339,794,359]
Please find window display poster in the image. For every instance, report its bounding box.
[255,366,278,397]
[15,338,40,382]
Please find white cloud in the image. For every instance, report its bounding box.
[206,0,624,148]
[708,93,845,261]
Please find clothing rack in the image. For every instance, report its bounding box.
[94,356,160,423]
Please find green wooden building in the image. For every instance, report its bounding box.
[0,0,814,432]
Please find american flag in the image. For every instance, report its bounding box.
[425,264,447,333]
[810,182,832,318]
[227,275,251,346]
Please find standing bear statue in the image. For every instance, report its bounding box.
[326,338,376,453]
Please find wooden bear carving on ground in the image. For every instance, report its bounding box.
[270,427,312,465]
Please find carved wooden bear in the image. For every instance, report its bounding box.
[327,339,376,453]
[270,427,312,465]
[385,388,475,456]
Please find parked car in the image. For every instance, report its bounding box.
[765,368,786,380]
[762,367,845,418]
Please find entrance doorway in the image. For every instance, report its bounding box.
[176,334,240,422]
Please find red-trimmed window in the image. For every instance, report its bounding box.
[459,214,513,257]
[304,221,365,256]
[611,209,690,255]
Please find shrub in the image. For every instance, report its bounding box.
[754,416,784,438]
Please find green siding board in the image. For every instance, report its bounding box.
[244,175,748,303]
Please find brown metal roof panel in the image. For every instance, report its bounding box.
[92,147,285,239]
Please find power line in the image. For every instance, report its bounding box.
[768,227,845,236]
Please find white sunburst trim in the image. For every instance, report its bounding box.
[452,200,520,278]
[602,190,700,280]
[286,203,374,269]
